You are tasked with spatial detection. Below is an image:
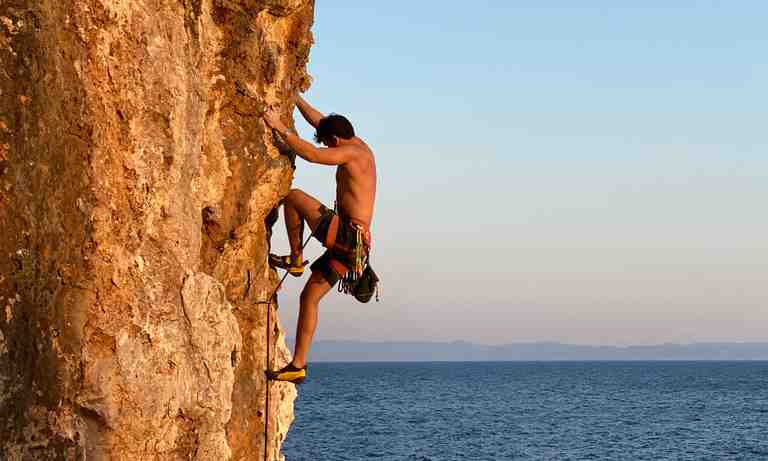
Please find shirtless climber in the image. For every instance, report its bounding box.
[263,96,377,383]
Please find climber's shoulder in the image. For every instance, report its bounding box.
[348,137,375,164]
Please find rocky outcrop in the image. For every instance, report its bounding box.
[0,0,314,459]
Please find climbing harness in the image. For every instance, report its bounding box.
[326,202,380,301]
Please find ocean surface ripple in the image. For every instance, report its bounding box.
[282,361,768,460]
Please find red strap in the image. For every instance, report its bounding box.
[324,215,340,249]
[329,258,349,277]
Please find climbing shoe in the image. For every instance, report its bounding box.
[266,363,307,384]
[268,254,307,277]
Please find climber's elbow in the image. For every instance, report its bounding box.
[295,145,320,163]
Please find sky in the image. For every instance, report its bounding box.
[272,1,768,346]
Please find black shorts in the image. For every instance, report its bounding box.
[310,205,359,286]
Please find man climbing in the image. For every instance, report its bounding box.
[263,95,377,383]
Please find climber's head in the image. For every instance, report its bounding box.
[314,114,355,147]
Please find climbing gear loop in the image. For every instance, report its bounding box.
[332,221,379,303]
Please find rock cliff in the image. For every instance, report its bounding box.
[0,0,314,459]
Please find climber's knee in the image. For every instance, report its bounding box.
[300,271,332,307]
[284,188,306,205]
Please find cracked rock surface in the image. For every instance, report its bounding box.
[0,0,314,459]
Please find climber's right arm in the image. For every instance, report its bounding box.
[295,95,324,128]
[264,109,351,165]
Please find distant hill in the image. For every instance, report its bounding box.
[303,340,768,362]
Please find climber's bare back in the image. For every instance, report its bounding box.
[263,96,376,226]
[335,138,376,226]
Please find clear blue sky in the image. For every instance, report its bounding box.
[274,1,768,346]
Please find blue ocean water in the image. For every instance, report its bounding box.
[281,362,768,461]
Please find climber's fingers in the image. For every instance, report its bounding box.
[263,109,286,133]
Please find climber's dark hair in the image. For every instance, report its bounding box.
[314,114,355,146]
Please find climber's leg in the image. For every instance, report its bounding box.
[292,271,332,368]
[282,189,324,260]
[270,189,326,276]
[267,271,331,383]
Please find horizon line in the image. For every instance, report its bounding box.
[295,338,768,348]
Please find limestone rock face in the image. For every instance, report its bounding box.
[0,0,314,459]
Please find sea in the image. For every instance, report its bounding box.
[281,361,768,461]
